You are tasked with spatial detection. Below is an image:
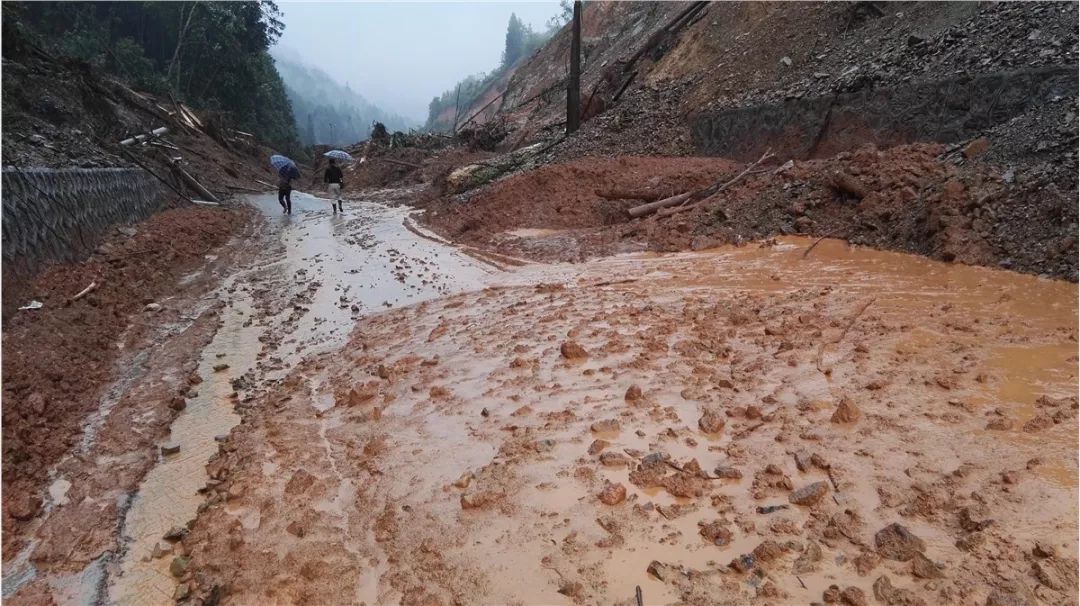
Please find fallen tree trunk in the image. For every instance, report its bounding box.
[173,164,219,202]
[627,192,692,217]
[628,148,775,218]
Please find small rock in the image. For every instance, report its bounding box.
[780,56,793,66]
[168,396,186,411]
[1033,541,1056,558]
[831,397,861,423]
[873,575,926,606]
[840,586,867,606]
[533,439,556,453]
[598,482,627,505]
[163,526,189,541]
[790,481,829,506]
[600,452,633,467]
[213,363,230,372]
[460,490,502,509]
[699,520,733,546]
[560,341,588,360]
[588,439,609,455]
[986,418,1014,430]
[169,555,190,578]
[752,540,785,562]
[729,554,756,573]
[173,583,191,601]
[745,405,763,420]
[698,411,725,433]
[557,580,584,599]
[713,466,743,479]
[144,303,162,312]
[161,443,181,456]
[875,523,926,561]
[624,384,643,402]
[452,471,474,489]
[590,419,620,433]
[7,494,42,521]
[955,532,985,552]
[151,541,173,559]
[911,552,943,578]
[823,584,842,603]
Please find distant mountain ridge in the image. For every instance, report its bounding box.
[270,48,413,146]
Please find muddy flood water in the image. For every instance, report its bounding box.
[6,190,1077,606]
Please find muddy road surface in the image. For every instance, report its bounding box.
[5,191,1078,606]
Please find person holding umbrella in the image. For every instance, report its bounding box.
[323,150,352,214]
[270,154,300,214]
[324,158,345,214]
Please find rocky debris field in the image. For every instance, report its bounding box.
[1,205,253,560]
[173,237,1077,606]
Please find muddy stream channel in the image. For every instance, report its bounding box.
[7,190,1076,605]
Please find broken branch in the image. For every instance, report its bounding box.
[72,281,98,301]
[628,148,775,218]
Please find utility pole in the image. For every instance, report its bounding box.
[566,0,582,135]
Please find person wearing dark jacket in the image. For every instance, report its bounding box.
[278,164,300,214]
[324,159,345,213]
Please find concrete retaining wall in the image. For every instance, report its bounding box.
[690,67,1078,161]
[2,167,169,277]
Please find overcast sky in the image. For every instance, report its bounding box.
[276,2,560,123]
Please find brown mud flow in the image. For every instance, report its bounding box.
[1,192,496,605]
[172,224,1076,604]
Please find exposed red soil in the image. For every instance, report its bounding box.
[420,145,1078,280]
[423,156,740,237]
[1,204,252,553]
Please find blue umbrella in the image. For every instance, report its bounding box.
[324,150,353,162]
[269,154,295,171]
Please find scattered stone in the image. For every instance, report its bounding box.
[588,439,609,455]
[624,384,643,402]
[557,580,584,599]
[728,554,756,573]
[460,490,503,509]
[168,396,186,412]
[173,583,191,601]
[1032,541,1056,558]
[533,439,556,453]
[560,341,588,360]
[599,452,633,467]
[144,303,162,312]
[794,540,823,574]
[590,419,620,433]
[452,471,474,489]
[789,481,829,506]
[745,405,763,420]
[853,550,880,576]
[752,540,785,562]
[647,560,679,581]
[169,556,191,578]
[713,466,743,479]
[1032,559,1069,591]
[794,451,813,472]
[823,585,842,603]
[985,589,1032,606]
[873,575,927,606]
[780,56,793,66]
[831,397,861,423]
[163,526,189,541]
[161,443,181,456]
[1022,414,1054,432]
[598,482,627,505]
[698,411,725,433]
[699,519,734,546]
[986,418,1014,430]
[875,523,926,561]
[840,586,867,606]
[213,363,230,372]
[151,541,173,559]
[911,552,944,578]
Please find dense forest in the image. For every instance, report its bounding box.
[4,1,302,154]
[425,5,572,131]
[271,49,413,147]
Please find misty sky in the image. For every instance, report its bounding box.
[276,2,561,123]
